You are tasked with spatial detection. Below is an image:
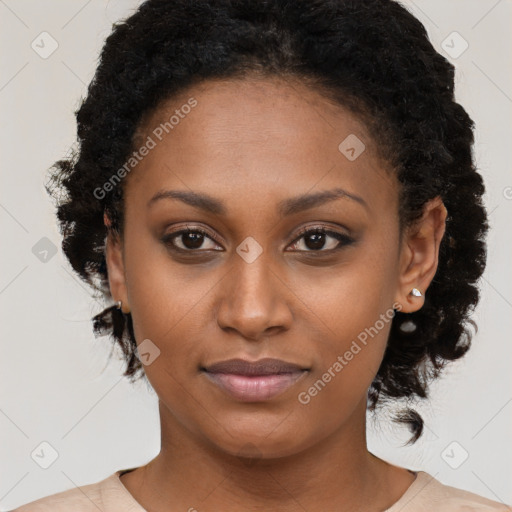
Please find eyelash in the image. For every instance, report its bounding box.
[291,226,354,252]
[161,225,355,254]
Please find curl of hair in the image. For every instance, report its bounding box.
[46,0,488,443]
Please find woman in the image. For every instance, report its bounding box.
[14,0,511,510]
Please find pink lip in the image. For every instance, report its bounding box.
[203,371,308,402]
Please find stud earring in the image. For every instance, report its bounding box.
[410,288,422,297]
[115,300,122,310]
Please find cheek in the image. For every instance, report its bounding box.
[294,246,397,414]
[124,228,208,328]
[122,236,219,377]
[294,306,392,434]
[302,244,397,341]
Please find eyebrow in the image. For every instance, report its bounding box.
[147,187,368,216]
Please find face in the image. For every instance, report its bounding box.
[106,76,446,459]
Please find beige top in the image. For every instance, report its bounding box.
[13,468,512,511]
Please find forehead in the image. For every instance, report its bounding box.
[135,75,377,159]
[126,76,398,216]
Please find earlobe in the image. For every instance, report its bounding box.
[104,214,130,314]
[394,196,447,313]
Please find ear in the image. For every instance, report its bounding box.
[394,196,447,313]
[104,212,130,314]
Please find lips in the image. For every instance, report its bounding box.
[201,358,309,402]
[203,357,307,376]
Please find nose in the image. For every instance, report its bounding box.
[216,253,293,341]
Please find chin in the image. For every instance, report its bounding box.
[203,420,316,462]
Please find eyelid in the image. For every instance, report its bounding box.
[291,222,351,241]
[161,222,354,253]
[164,224,219,240]
[161,225,223,251]
[286,224,354,253]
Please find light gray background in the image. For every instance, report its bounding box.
[1,0,511,509]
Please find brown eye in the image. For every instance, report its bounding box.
[288,227,354,252]
[162,228,222,252]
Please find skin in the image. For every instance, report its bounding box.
[105,76,447,511]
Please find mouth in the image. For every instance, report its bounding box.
[200,358,310,402]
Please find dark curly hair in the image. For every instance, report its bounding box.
[46,0,488,444]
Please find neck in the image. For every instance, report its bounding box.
[122,397,409,511]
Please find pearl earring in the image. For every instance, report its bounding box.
[400,319,417,333]
[115,300,122,310]
[410,288,422,297]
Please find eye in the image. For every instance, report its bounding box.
[161,224,355,254]
[161,226,223,252]
[287,226,354,252]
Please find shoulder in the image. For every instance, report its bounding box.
[10,470,142,511]
[399,471,512,512]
